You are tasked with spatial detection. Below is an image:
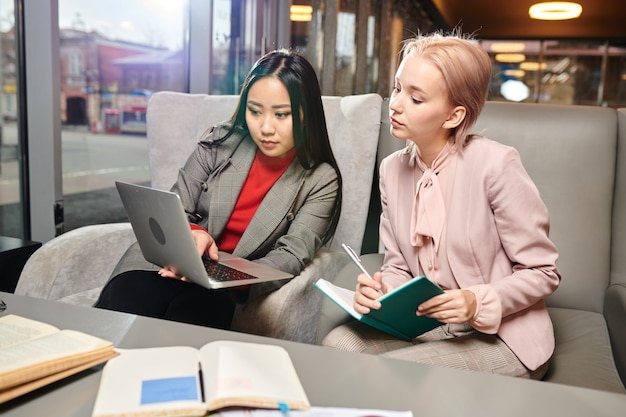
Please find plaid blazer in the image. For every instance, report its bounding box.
[111,124,339,300]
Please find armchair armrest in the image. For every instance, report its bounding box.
[231,247,351,344]
[605,283,626,386]
[15,223,136,306]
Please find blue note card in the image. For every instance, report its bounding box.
[141,376,199,404]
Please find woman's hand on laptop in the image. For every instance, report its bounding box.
[158,266,185,280]
[192,229,219,261]
[158,229,219,280]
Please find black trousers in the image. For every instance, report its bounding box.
[95,270,236,330]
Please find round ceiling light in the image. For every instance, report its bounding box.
[500,80,530,102]
[529,2,582,20]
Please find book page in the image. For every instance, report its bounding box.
[0,314,60,349]
[0,352,119,405]
[91,346,206,417]
[0,329,114,390]
[199,340,310,411]
[314,279,361,319]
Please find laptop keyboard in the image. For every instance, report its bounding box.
[202,258,258,282]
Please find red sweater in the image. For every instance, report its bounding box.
[190,148,296,253]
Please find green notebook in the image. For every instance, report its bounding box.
[314,276,444,341]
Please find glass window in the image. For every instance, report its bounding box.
[291,0,437,97]
[12,2,626,241]
[0,0,24,238]
[484,39,626,107]
[210,0,233,94]
[208,0,283,95]
[600,43,626,107]
[58,0,188,232]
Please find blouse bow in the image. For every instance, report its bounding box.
[409,141,456,257]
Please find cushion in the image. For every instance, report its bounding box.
[546,308,625,393]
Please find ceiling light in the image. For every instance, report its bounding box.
[551,57,571,73]
[290,13,312,22]
[290,5,313,22]
[504,69,526,78]
[495,53,526,63]
[529,2,582,20]
[500,80,530,102]
[520,62,548,71]
[555,72,570,83]
[291,5,313,14]
[490,42,526,53]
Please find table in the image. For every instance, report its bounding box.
[0,236,41,292]
[1,291,625,417]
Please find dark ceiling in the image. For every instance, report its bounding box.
[422,0,626,40]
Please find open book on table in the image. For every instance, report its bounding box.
[91,340,310,417]
[314,275,445,341]
[0,314,118,404]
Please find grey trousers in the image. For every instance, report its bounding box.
[322,321,549,380]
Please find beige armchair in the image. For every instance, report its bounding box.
[16,91,384,344]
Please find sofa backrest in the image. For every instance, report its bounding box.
[145,91,383,254]
[376,100,618,313]
[475,102,617,313]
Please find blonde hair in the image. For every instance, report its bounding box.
[401,32,491,147]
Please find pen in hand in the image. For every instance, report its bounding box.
[341,243,383,295]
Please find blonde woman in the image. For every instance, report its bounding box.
[323,32,560,379]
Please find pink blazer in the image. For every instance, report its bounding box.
[379,137,561,370]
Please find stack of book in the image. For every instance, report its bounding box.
[0,314,117,404]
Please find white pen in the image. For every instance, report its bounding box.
[341,243,383,294]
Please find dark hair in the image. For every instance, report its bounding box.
[219,49,342,244]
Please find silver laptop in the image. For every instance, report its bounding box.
[115,181,293,289]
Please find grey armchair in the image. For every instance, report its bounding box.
[16,91,384,344]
